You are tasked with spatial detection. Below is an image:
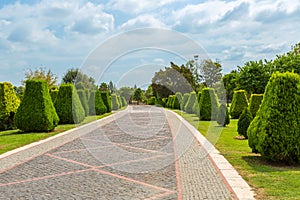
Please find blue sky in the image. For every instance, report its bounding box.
[0,0,300,88]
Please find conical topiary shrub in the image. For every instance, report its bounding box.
[247,72,300,164]
[249,94,263,117]
[181,93,190,111]
[77,89,89,116]
[230,90,248,119]
[95,90,107,115]
[121,96,127,107]
[14,79,59,132]
[54,84,85,124]
[0,82,20,130]
[173,92,182,110]
[237,108,252,138]
[100,91,111,112]
[111,94,119,110]
[184,92,197,114]
[217,103,230,127]
[199,88,219,120]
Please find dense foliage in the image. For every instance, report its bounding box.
[54,84,85,124]
[237,108,253,138]
[100,91,111,112]
[15,80,59,132]
[217,103,230,127]
[184,92,197,114]
[95,90,107,115]
[247,72,300,164]
[181,93,190,112]
[249,94,264,117]
[230,90,248,119]
[111,94,119,110]
[0,82,20,130]
[77,90,89,116]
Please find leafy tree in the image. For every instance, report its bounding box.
[108,81,116,94]
[13,86,25,100]
[222,70,238,104]
[118,87,134,102]
[217,103,230,127]
[99,82,109,92]
[62,68,96,90]
[237,60,270,94]
[200,59,222,87]
[15,80,59,132]
[132,88,144,104]
[247,72,300,164]
[0,82,20,130]
[23,67,58,89]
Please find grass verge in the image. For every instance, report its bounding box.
[0,113,111,155]
[174,110,300,200]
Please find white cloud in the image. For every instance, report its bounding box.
[107,0,177,14]
[119,14,166,30]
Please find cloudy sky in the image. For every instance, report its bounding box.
[0,0,300,88]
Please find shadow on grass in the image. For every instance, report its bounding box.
[242,155,300,172]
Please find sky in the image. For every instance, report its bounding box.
[0,0,300,88]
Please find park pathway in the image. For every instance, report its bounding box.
[0,106,254,199]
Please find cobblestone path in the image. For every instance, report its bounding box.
[0,106,233,199]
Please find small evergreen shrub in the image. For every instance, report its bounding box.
[100,91,111,112]
[184,92,197,114]
[55,84,85,124]
[199,88,219,120]
[217,103,230,127]
[247,72,300,164]
[95,90,107,115]
[249,94,264,117]
[237,108,252,138]
[0,82,20,130]
[77,90,89,116]
[230,90,248,119]
[147,96,156,105]
[14,80,59,132]
[182,93,190,111]
[88,91,96,115]
[111,94,119,110]
[117,95,122,108]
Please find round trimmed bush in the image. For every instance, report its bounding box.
[14,80,59,132]
[217,103,230,127]
[111,94,119,110]
[230,90,248,119]
[0,82,20,130]
[237,108,252,138]
[199,88,219,120]
[184,92,197,114]
[182,93,190,111]
[100,91,111,112]
[77,90,89,116]
[55,84,85,124]
[247,72,300,164]
[249,94,263,117]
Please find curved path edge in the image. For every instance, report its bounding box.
[0,109,128,173]
[165,109,256,200]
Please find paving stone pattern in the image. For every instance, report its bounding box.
[0,106,233,199]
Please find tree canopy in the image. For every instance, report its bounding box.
[62,68,96,90]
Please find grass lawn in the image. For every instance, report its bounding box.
[0,113,111,155]
[175,111,300,200]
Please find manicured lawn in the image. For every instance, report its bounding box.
[175,111,300,200]
[0,113,111,155]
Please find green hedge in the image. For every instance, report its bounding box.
[237,108,252,138]
[14,80,59,132]
[184,92,197,114]
[50,89,59,104]
[217,103,230,127]
[117,95,122,108]
[247,72,300,164]
[199,88,219,120]
[0,82,20,130]
[182,93,190,111]
[249,94,263,117]
[230,90,248,119]
[54,84,85,124]
[121,96,127,107]
[77,89,89,116]
[111,94,119,110]
[147,96,156,105]
[100,91,111,112]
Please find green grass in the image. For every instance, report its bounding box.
[174,111,300,200]
[0,113,111,155]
